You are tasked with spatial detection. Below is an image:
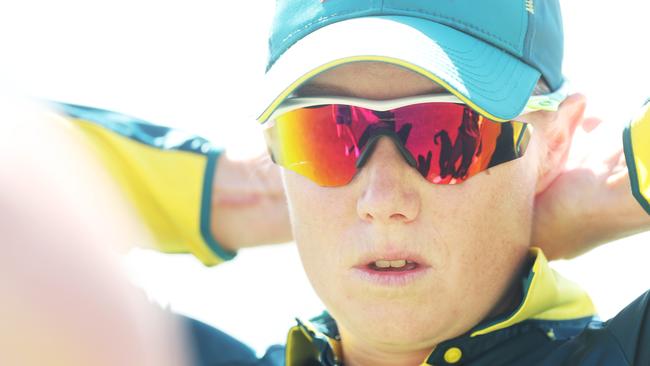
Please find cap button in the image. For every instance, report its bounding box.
[443,346,462,364]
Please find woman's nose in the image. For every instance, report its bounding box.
[355,136,421,224]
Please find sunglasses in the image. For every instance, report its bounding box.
[262,85,568,187]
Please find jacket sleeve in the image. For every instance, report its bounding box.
[50,101,236,266]
[605,290,650,365]
[623,99,650,216]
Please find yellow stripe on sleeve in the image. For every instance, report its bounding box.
[51,102,236,266]
[623,99,650,215]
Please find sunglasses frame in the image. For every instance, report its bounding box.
[261,81,569,186]
[263,81,570,125]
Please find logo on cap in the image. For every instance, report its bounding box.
[526,0,535,14]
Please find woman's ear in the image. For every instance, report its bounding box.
[534,93,587,195]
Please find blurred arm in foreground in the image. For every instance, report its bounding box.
[0,95,192,366]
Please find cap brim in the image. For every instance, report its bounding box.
[256,15,541,123]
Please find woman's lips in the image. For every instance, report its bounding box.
[351,263,431,287]
[355,251,430,268]
[351,253,431,287]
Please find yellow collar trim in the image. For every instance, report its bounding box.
[471,247,596,337]
[286,247,596,365]
[286,318,342,365]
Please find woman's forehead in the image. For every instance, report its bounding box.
[294,61,448,100]
[291,60,555,125]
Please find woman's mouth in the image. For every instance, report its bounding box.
[368,259,418,271]
[352,258,431,287]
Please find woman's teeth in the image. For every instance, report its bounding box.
[374,259,407,268]
[370,260,418,271]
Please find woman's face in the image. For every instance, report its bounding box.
[281,62,542,350]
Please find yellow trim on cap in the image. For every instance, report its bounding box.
[258,56,511,124]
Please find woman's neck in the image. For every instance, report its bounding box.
[340,340,432,366]
[337,274,525,366]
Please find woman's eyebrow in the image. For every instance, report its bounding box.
[292,83,352,97]
[293,83,449,98]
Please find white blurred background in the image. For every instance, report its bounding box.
[1,0,649,355]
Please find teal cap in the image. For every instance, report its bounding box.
[257,0,564,123]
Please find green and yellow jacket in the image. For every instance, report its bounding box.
[51,100,650,366]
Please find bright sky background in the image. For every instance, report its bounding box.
[1,0,649,355]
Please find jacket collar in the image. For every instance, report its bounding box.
[285,247,596,365]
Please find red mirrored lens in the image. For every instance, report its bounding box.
[264,103,529,187]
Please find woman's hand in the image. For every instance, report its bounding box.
[532,116,650,260]
[210,152,292,252]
